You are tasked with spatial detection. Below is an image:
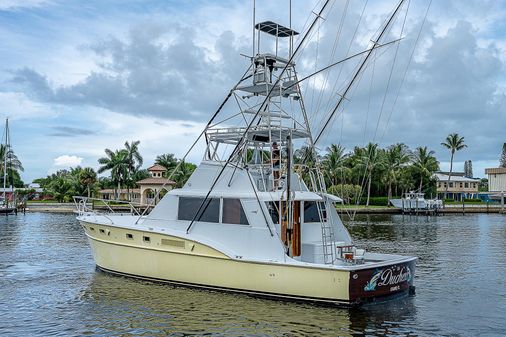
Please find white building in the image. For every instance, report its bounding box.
[485,167,506,193]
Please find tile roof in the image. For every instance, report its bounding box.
[136,177,175,185]
[147,164,167,171]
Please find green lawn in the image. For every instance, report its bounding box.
[27,200,66,204]
[335,204,390,209]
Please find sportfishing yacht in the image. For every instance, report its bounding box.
[76,0,416,306]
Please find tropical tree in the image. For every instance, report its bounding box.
[413,146,439,193]
[155,153,178,175]
[383,143,412,201]
[79,167,97,197]
[356,143,384,207]
[323,144,349,186]
[441,133,467,198]
[327,184,361,204]
[47,175,75,202]
[123,141,143,198]
[97,149,129,199]
[172,161,197,188]
[294,145,320,166]
[0,144,24,188]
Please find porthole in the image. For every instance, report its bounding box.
[90,227,95,231]
[99,229,105,234]
[126,233,133,240]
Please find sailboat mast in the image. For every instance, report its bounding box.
[2,118,8,206]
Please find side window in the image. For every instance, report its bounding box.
[304,201,327,223]
[266,202,279,224]
[222,199,249,225]
[178,197,220,223]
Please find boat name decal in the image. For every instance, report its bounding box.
[363,265,411,292]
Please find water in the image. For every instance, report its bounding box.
[0,212,505,336]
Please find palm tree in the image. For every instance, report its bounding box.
[97,149,129,199]
[441,133,467,198]
[357,143,383,207]
[413,146,439,193]
[79,167,97,197]
[294,145,320,166]
[155,153,178,176]
[323,144,349,186]
[0,144,24,189]
[0,144,24,172]
[383,143,412,201]
[124,141,143,199]
[172,161,197,188]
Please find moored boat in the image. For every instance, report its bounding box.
[76,0,417,306]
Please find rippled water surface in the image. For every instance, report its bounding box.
[1,212,505,336]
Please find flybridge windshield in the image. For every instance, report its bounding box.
[178,197,219,223]
[177,197,249,226]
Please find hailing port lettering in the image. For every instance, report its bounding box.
[363,265,411,292]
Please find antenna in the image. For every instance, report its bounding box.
[252,0,256,56]
[289,0,292,58]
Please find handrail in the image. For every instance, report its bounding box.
[72,196,151,218]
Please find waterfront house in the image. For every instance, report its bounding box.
[99,188,141,202]
[98,164,175,205]
[433,172,480,201]
[137,164,175,205]
[485,167,506,193]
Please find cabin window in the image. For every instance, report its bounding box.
[143,236,150,243]
[304,201,327,223]
[178,197,220,223]
[126,233,133,240]
[465,183,469,188]
[266,202,280,224]
[222,199,249,225]
[449,182,454,188]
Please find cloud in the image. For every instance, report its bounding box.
[3,0,506,181]
[0,91,57,120]
[49,126,97,137]
[53,155,83,167]
[0,0,52,11]
[11,22,249,121]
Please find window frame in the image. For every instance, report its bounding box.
[177,196,220,223]
[303,201,327,223]
[221,198,250,226]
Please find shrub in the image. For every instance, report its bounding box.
[464,198,481,203]
[327,184,361,203]
[359,196,389,206]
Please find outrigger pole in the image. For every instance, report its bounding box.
[314,0,406,145]
[186,0,333,234]
[135,65,253,223]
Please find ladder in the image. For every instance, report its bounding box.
[309,169,336,264]
[267,92,284,191]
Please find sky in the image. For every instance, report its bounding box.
[0,0,505,183]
